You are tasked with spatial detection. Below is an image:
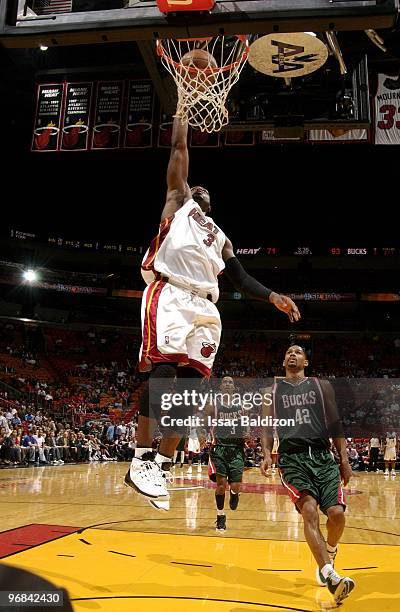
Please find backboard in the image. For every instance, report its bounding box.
[0,0,398,47]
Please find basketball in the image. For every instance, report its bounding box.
[181,48,218,70]
[179,49,218,93]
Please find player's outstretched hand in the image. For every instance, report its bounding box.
[269,293,301,322]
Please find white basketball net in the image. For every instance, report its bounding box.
[157,36,249,133]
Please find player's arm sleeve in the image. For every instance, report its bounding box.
[224,257,272,302]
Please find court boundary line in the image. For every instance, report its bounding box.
[70,594,313,611]
[75,524,400,545]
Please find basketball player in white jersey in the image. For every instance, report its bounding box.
[384,433,397,476]
[124,111,300,510]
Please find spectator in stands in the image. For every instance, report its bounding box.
[8,429,22,465]
[32,429,48,464]
[76,432,89,462]
[0,410,10,435]
[116,421,126,437]
[0,427,12,465]
[347,444,359,470]
[22,432,37,463]
[34,410,43,425]
[68,432,78,462]
[106,422,118,444]
[4,408,13,423]
[56,431,68,462]
[45,431,64,464]
[25,410,34,424]
[87,435,101,461]
[115,434,131,461]
[11,411,21,428]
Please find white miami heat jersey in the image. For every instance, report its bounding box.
[386,437,396,449]
[374,73,400,145]
[141,198,226,302]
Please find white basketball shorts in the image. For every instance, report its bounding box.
[384,447,396,462]
[139,280,221,378]
[188,436,201,454]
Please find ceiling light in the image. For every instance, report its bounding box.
[23,270,38,282]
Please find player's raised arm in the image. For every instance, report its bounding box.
[222,238,301,323]
[161,115,192,222]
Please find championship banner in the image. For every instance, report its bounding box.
[157,111,174,148]
[31,83,64,152]
[60,82,92,151]
[190,129,220,147]
[308,128,369,143]
[124,80,154,148]
[224,130,255,146]
[92,81,124,150]
[374,73,400,145]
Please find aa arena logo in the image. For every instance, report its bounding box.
[248,33,329,79]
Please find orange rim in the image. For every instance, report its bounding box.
[156,35,249,76]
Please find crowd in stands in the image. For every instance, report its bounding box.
[0,320,399,469]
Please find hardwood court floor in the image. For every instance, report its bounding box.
[0,463,399,611]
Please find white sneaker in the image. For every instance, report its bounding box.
[197,464,202,473]
[392,471,396,477]
[187,466,192,475]
[385,470,390,476]
[148,497,170,511]
[327,575,355,604]
[124,458,169,498]
[146,469,173,510]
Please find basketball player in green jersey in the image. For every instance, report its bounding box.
[261,345,355,605]
[206,376,249,532]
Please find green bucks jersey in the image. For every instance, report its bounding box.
[212,400,246,447]
[273,377,330,454]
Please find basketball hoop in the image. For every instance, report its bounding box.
[157,36,249,133]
